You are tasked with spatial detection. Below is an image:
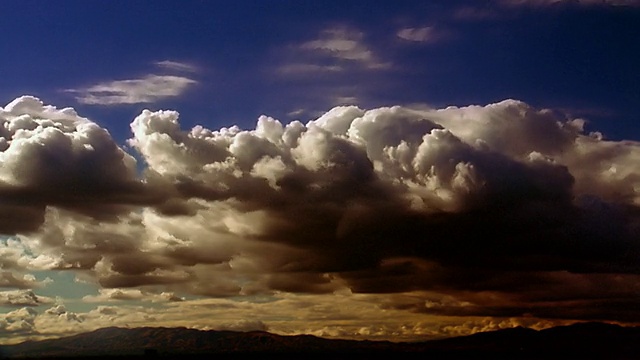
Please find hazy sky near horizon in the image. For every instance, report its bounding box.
[1,0,640,344]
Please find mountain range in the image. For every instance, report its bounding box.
[1,321,638,359]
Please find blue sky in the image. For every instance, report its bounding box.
[2,0,638,141]
[1,0,640,344]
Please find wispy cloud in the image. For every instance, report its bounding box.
[300,27,390,69]
[397,26,443,43]
[83,288,184,303]
[277,63,343,75]
[154,60,199,73]
[66,74,196,105]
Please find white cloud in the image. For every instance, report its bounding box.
[83,288,184,303]
[277,63,343,74]
[397,27,438,42]
[300,27,389,69]
[0,307,38,338]
[154,60,199,73]
[0,290,53,306]
[0,96,155,234]
[66,74,196,105]
[0,272,50,289]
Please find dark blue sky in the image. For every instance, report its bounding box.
[1,0,638,142]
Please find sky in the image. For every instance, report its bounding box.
[1,0,640,344]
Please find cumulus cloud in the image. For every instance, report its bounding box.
[0,307,37,338]
[0,96,162,234]
[0,290,52,306]
[0,272,47,289]
[3,95,640,335]
[66,75,196,105]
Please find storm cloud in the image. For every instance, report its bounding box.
[2,96,640,327]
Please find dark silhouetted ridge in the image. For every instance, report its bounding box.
[1,322,639,359]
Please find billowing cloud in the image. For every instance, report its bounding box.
[0,272,47,289]
[2,96,640,342]
[66,75,196,105]
[0,307,37,337]
[0,96,162,234]
[0,290,52,307]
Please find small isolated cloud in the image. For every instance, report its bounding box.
[277,63,343,75]
[397,27,440,43]
[154,60,199,73]
[287,108,306,118]
[44,304,84,323]
[300,27,389,69]
[66,74,196,105]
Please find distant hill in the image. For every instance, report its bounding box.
[1,322,639,359]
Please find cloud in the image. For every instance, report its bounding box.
[277,63,343,75]
[397,27,442,43]
[83,288,184,303]
[66,75,196,105]
[0,307,37,338]
[214,319,268,332]
[300,27,390,70]
[153,60,199,73]
[0,290,53,306]
[3,95,640,335]
[0,272,49,289]
[0,96,164,234]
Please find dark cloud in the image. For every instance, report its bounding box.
[4,96,640,325]
[0,96,164,234]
